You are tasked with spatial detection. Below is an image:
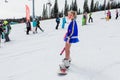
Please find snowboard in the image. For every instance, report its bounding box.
[58,68,67,75]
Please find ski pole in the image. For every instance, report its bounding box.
[60,47,65,55]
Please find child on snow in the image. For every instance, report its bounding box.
[82,12,87,26]
[60,10,79,69]
[55,16,60,30]
[106,10,111,21]
[3,21,11,42]
[35,19,44,32]
[88,12,93,23]
[115,9,119,19]
[32,19,37,34]
[62,16,66,29]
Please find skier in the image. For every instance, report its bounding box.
[3,20,11,42]
[62,16,66,29]
[55,16,60,30]
[35,19,44,32]
[115,9,119,19]
[88,12,93,23]
[26,20,31,35]
[59,10,79,73]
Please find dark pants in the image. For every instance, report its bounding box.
[88,17,93,23]
[35,26,44,32]
[116,14,118,19]
[26,27,31,35]
[5,33,10,42]
[56,23,60,29]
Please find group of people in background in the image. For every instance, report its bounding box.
[55,15,67,30]
[26,18,44,35]
[0,20,11,46]
[106,9,119,21]
[0,9,119,48]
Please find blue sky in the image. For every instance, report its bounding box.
[0,0,119,19]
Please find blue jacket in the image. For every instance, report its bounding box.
[32,20,37,27]
[62,17,66,23]
[64,20,79,43]
[56,17,60,23]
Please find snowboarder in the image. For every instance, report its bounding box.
[35,19,44,32]
[3,20,11,42]
[59,10,79,74]
[62,16,66,29]
[88,12,93,23]
[26,20,31,35]
[55,16,60,30]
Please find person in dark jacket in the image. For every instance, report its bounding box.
[35,19,44,32]
[115,9,119,19]
[55,16,60,30]
[26,20,31,35]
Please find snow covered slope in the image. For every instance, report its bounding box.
[0,9,120,80]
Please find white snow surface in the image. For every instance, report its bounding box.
[0,9,120,80]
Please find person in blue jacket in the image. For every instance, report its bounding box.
[32,19,37,34]
[62,16,66,29]
[60,10,79,69]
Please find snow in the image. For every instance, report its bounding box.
[0,9,120,80]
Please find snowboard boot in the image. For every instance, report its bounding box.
[62,58,71,69]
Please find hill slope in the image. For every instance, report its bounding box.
[0,10,120,80]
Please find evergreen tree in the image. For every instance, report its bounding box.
[78,8,81,14]
[117,1,120,8]
[94,1,99,12]
[59,9,63,17]
[72,0,78,11]
[106,1,110,10]
[42,4,46,18]
[42,4,48,19]
[53,0,59,17]
[103,0,106,11]
[111,1,117,9]
[45,4,48,18]
[70,0,74,10]
[51,7,54,18]
[70,0,78,12]
[90,0,94,12]
[64,0,69,16]
[83,0,89,13]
